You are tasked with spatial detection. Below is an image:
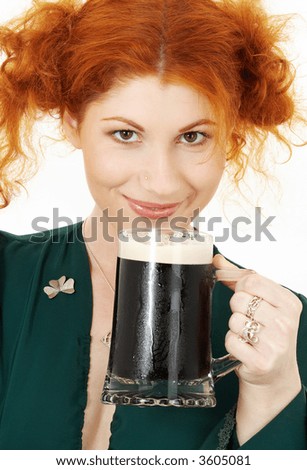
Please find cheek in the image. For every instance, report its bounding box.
[79,125,116,183]
[82,143,130,189]
[191,152,225,193]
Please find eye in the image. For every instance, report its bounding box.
[179,131,210,145]
[112,130,140,143]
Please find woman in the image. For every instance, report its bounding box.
[0,0,306,450]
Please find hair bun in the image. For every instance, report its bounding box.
[229,1,295,127]
[0,1,79,208]
[0,1,78,111]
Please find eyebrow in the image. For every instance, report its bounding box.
[179,119,216,133]
[100,117,216,133]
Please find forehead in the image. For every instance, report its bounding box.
[87,75,216,120]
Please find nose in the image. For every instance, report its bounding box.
[141,146,185,201]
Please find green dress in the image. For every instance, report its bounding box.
[0,221,306,450]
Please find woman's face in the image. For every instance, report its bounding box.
[65,75,226,232]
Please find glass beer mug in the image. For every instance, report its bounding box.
[101,228,252,408]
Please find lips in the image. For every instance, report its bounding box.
[125,196,180,209]
[124,196,181,219]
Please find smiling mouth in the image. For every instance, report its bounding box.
[123,195,181,219]
[123,196,181,209]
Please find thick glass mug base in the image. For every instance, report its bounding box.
[101,373,216,408]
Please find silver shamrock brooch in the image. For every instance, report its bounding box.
[43,275,75,299]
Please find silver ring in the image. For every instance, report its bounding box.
[246,295,262,321]
[239,320,260,344]
[239,295,262,345]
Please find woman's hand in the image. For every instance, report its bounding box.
[213,254,303,445]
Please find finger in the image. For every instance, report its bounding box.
[228,308,296,356]
[234,273,295,309]
[228,312,264,351]
[213,254,240,291]
[225,330,280,378]
[213,254,240,271]
[229,291,277,326]
[225,330,261,365]
[229,311,265,333]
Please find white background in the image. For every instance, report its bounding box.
[0,0,306,295]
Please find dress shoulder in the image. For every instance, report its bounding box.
[0,224,56,244]
[0,221,81,245]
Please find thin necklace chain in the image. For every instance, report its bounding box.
[84,218,114,347]
[84,218,115,293]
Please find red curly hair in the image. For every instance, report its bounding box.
[0,0,304,208]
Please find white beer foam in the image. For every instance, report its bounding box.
[119,234,213,265]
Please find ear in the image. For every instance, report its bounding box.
[62,110,82,149]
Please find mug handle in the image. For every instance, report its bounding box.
[211,267,254,381]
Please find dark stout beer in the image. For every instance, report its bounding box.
[107,232,214,384]
[109,258,215,382]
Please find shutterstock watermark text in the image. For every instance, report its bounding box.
[29,207,276,244]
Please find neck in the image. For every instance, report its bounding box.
[83,206,119,272]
